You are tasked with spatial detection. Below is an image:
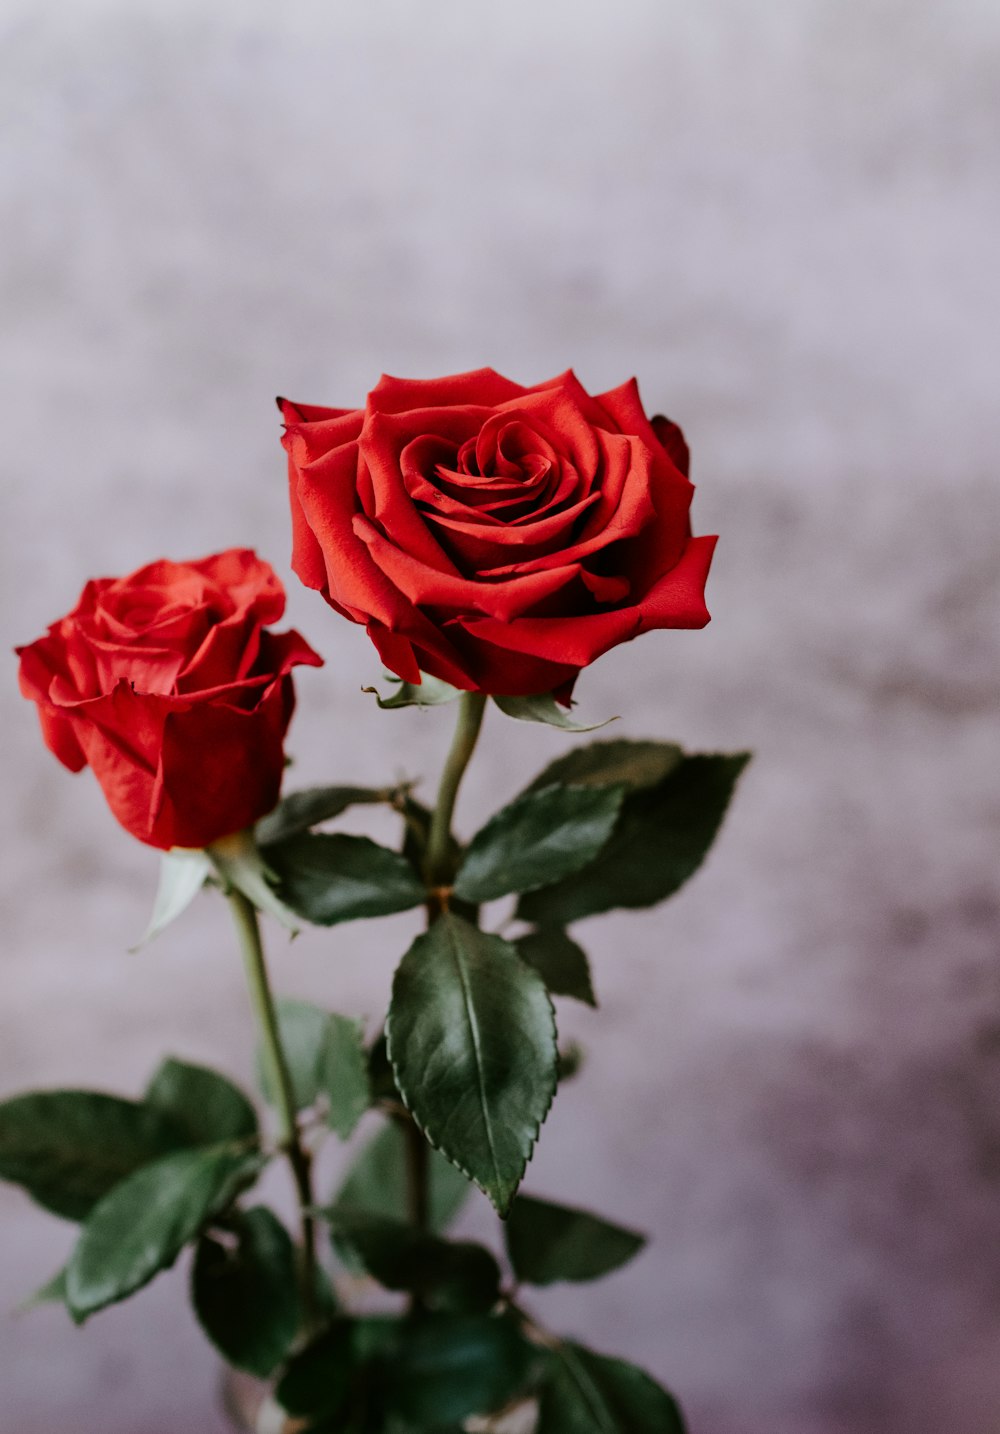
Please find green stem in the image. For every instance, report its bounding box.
[227,888,319,1337]
[424,691,488,887]
[403,1113,430,1235]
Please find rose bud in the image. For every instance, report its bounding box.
[16,549,322,850]
[279,368,716,699]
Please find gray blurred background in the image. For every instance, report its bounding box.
[1,1,999,1430]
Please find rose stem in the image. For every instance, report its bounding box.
[403,1111,430,1234]
[227,887,319,1337]
[424,691,488,889]
[406,691,488,1237]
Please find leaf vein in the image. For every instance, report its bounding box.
[443,914,503,1191]
[559,1344,618,1434]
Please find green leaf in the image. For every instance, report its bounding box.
[0,1091,184,1221]
[453,786,625,904]
[515,928,596,1007]
[256,784,397,846]
[522,738,683,797]
[537,1343,686,1433]
[275,1321,355,1419]
[321,1015,372,1140]
[266,832,426,926]
[383,1313,533,1426]
[208,829,301,932]
[19,1265,69,1314]
[145,1058,258,1146]
[66,1144,263,1320]
[493,693,616,732]
[323,1213,501,1314]
[258,999,329,1109]
[505,1195,645,1285]
[363,673,464,709]
[191,1206,300,1378]
[256,1001,371,1134]
[131,848,211,950]
[518,753,751,925]
[274,1313,530,1428]
[387,913,558,1216]
[331,1120,472,1233]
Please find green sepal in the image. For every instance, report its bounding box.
[537,1343,687,1433]
[208,829,301,933]
[322,1212,501,1314]
[131,848,211,950]
[191,1206,300,1378]
[0,1090,185,1221]
[145,1058,258,1146]
[521,738,683,797]
[65,1144,264,1320]
[505,1194,645,1285]
[518,752,751,925]
[331,1119,472,1234]
[264,832,426,926]
[386,912,558,1216]
[363,673,464,709]
[255,1001,371,1136]
[453,784,625,904]
[514,928,596,1006]
[256,784,403,846]
[493,693,617,732]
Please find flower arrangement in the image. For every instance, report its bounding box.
[3,368,748,1432]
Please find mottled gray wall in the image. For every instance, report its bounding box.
[2,2,999,1431]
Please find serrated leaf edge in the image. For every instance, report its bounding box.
[518,750,753,925]
[453,783,625,904]
[385,920,558,1217]
[65,1143,265,1321]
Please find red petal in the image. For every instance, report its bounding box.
[461,535,717,668]
[366,368,528,414]
[632,533,717,629]
[352,515,584,621]
[651,414,691,477]
[151,680,291,849]
[278,396,357,424]
[463,606,642,668]
[282,407,365,465]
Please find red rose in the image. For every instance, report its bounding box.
[279,368,716,697]
[16,550,322,850]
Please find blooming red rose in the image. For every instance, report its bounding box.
[16,550,322,850]
[279,368,715,698]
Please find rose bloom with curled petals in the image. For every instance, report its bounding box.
[279,368,716,698]
[16,549,322,850]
